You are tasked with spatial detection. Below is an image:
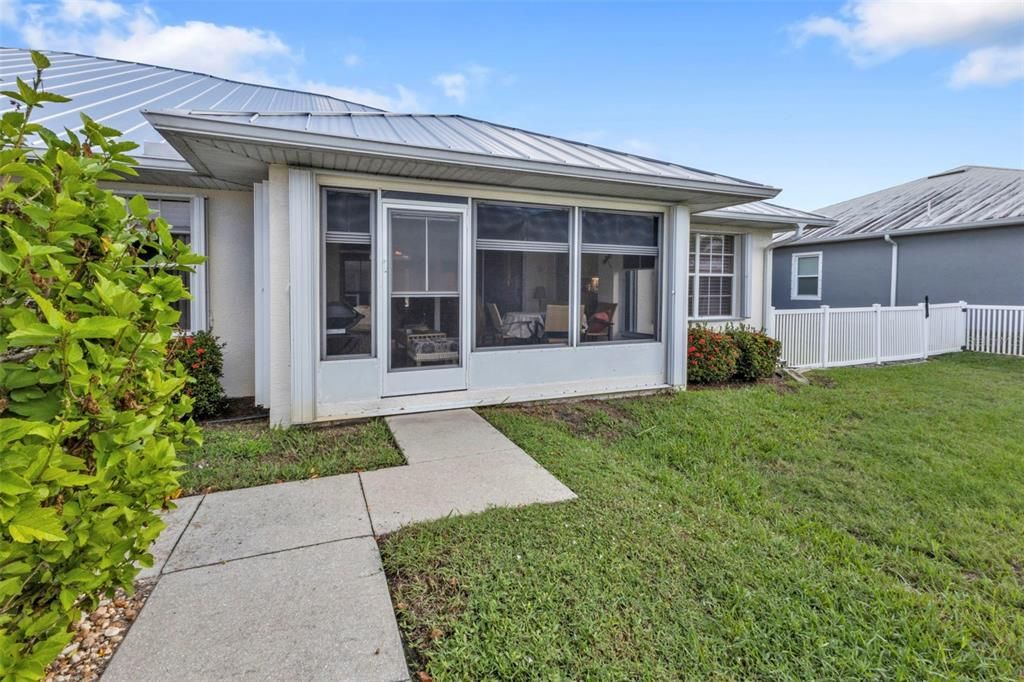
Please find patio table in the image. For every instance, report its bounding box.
[502,311,545,341]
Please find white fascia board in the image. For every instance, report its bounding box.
[695,209,836,229]
[142,109,781,202]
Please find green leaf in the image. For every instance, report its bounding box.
[128,194,150,219]
[7,323,58,346]
[30,50,50,69]
[70,316,130,339]
[0,471,33,495]
[8,506,67,543]
[29,292,68,330]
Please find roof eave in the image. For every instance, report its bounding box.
[695,209,836,230]
[143,109,780,206]
[772,215,1024,246]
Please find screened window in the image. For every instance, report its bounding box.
[323,188,374,358]
[791,252,822,300]
[475,202,571,348]
[136,197,201,332]
[580,210,659,343]
[688,233,737,318]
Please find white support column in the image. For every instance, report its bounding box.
[568,207,582,348]
[766,306,776,338]
[667,204,690,387]
[267,165,292,427]
[189,196,208,333]
[288,168,317,424]
[252,182,269,407]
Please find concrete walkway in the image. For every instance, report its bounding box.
[105,409,575,682]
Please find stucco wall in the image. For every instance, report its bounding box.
[772,238,891,309]
[895,225,1023,305]
[113,182,255,397]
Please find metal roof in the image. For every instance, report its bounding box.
[0,46,383,160]
[148,110,775,191]
[695,200,835,228]
[776,166,1024,244]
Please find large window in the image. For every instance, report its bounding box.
[791,252,822,301]
[323,188,374,358]
[475,202,571,348]
[580,210,659,343]
[688,233,737,318]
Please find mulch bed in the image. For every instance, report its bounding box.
[44,581,155,682]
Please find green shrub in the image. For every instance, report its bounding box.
[170,330,227,419]
[0,53,201,679]
[725,324,782,381]
[686,326,740,384]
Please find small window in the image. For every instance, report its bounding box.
[791,252,822,300]
[134,196,203,333]
[323,188,374,358]
[688,233,738,318]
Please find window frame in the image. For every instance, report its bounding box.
[688,231,740,320]
[579,207,663,345]
[790,251,823,301]
[120,192,207,335]
[321,186,377,361]
[472,199,573,352]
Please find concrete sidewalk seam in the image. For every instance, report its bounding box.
[160,532,376,575]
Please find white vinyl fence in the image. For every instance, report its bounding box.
[769,301,1024,369]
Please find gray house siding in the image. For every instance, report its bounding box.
[772,239,891,309]
[895,225,1023,306]
[772,223,1024,309]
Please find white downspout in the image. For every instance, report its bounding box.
[883,233,898,307]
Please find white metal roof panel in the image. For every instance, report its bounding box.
[0,46,384,156]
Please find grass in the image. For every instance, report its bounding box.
[178,419,404,495]
[379,353,1024,681]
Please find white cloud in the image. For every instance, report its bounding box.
[950,44,1024,88]
[433,63,507,104]
[794,0,1024,87]
[343,53,361,67]
[621,138,655,155]
[794,0,1024,62]
[6,0,422,110]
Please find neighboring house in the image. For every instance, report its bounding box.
[772,166,1024,310]
[2,47,830,425]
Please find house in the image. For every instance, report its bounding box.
[771,166,1024,310]
[2,46,830,425]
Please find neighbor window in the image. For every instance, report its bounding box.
[475,202,571,348]
[791,252,822,300]
[580,210,660,343]
[135,196,204,333]
[322,188,374,358]
[688,233,737,318]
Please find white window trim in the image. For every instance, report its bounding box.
[688,232,740,320]
[120,192,207,334]
[791,251,823,301]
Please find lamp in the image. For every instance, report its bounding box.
[533,286,547,311]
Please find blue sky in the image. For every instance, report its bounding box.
[2,0,1023,209]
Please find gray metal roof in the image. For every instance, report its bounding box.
[149,109,774,191]
[695,200,835,228]
[776,166,1024,244]
[0,46,383,160]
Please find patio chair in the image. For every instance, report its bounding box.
[585,302,617,342]
[486,303,518,345]
[544,304,586,343]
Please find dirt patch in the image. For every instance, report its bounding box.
[378,539,467,680]
[45,581,155,682]
[806,374,838,388]
[510,398,638,441]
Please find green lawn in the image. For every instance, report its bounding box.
[380,353,1024,680]
[178,419,403,495]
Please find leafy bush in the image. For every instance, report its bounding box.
[725,325,782,381]
[170,330,227,419]
[686,326,740,384]
[0,53,200,678]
